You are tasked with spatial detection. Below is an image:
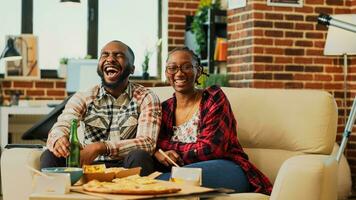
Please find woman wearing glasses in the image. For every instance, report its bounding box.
[153,47,272,194]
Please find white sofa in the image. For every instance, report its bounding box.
[1,87,352,200]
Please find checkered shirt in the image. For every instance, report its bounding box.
[157,86,273,194]
[47,82,162,161]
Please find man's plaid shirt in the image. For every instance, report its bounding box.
[47,82,162,160]
[157,86,272,194]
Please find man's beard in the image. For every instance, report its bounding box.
[97,65,132,90]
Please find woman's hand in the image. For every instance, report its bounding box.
[154,150,184,167]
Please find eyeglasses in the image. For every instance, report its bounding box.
[165,63,195,75]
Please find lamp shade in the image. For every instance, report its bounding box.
[0,38,22,61]
[324,14,356,56]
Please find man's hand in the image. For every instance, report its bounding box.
[52,136,70,158]
[80,142,106,166]
[154,150,184,167]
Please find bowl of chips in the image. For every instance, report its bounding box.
[41,167,83,185]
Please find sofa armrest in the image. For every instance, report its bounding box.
[1,148,43,200]
[270,155,337,200]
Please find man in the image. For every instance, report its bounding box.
[41,40,161,176]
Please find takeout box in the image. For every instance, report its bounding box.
[83,167,141,182]
[169,167,202,186]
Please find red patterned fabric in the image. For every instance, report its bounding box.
[157,85,273,194]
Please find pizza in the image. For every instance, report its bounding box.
[82,175,181,195]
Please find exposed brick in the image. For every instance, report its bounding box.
[35,81,54,88]
[285,14,304,21]
[168,2,184,8]
[47,90,66,97]
[286,65,304,72]
[314,58,333,65]
[326,0,344,5]
[285,31,303,38]
[254,73,273,80]
[335,8,351,14]
[305,66,324,72]
[13,81,33,88]
[315,74,332,81]
[306,32,324,39]
[56,81,66,88]
[265,30,283,37]
[275,39,293,46]
[294,74,313,80]
[295,40,313,47]
[255,38,273,45]
[295,23,314,30]
[306,0,324,4]
[168,16,185,23]
[274,6,293,12]
[185,2,199,9]
[275,57,293,64]
[265,47,283,55]
[314,7,333,15]
[254,21,273,28]
[314,41,325,48]
[274,73,293,80]
[306,15,318,22]
[254,56,273,63]
[253,81,284,88]
[285,48,305,56]
[285,82,303,89]
[305,82,323,89]
[324,83,343,90]
[265,13,283,20]
[168,31,185,38]
[274,22,294,29]
[1,81,12,88]
[295,6,314,13]
[253,3,273,11]
[265,65,284,71]
[26,90,45,96]
[295,57,314,64]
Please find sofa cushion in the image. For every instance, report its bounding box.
[222,88,337,155]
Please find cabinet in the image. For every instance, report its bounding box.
[203,9,227,74]
[185,9,227,74]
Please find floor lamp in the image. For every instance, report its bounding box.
[321,14,356,162]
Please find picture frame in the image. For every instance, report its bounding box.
[267,0,303,7]
[4,34,40,79]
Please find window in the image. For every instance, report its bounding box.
[33,0,88,69]
[98,0,159,77]
[0,0,21,74]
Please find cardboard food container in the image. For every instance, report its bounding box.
[83,167,141,182]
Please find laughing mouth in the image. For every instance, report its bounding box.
[174,79,187,84]
[104,66,120,77]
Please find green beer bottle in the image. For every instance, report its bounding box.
[67,119,80,167]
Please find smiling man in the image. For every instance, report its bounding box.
[41,40,162,176]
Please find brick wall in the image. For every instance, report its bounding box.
[227,0,356,186]
[168,0,200,51]
[0,79,67,104]
[168,0,356,188]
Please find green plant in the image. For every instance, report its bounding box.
[59,57,68,65]
[202,74,229,88]
[191,0,220,55]
[142,51,152,73]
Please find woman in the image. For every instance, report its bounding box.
[154,47,272,194]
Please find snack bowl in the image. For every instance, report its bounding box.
[41,167,83,185]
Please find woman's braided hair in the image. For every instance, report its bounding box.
[166,46,209,85]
